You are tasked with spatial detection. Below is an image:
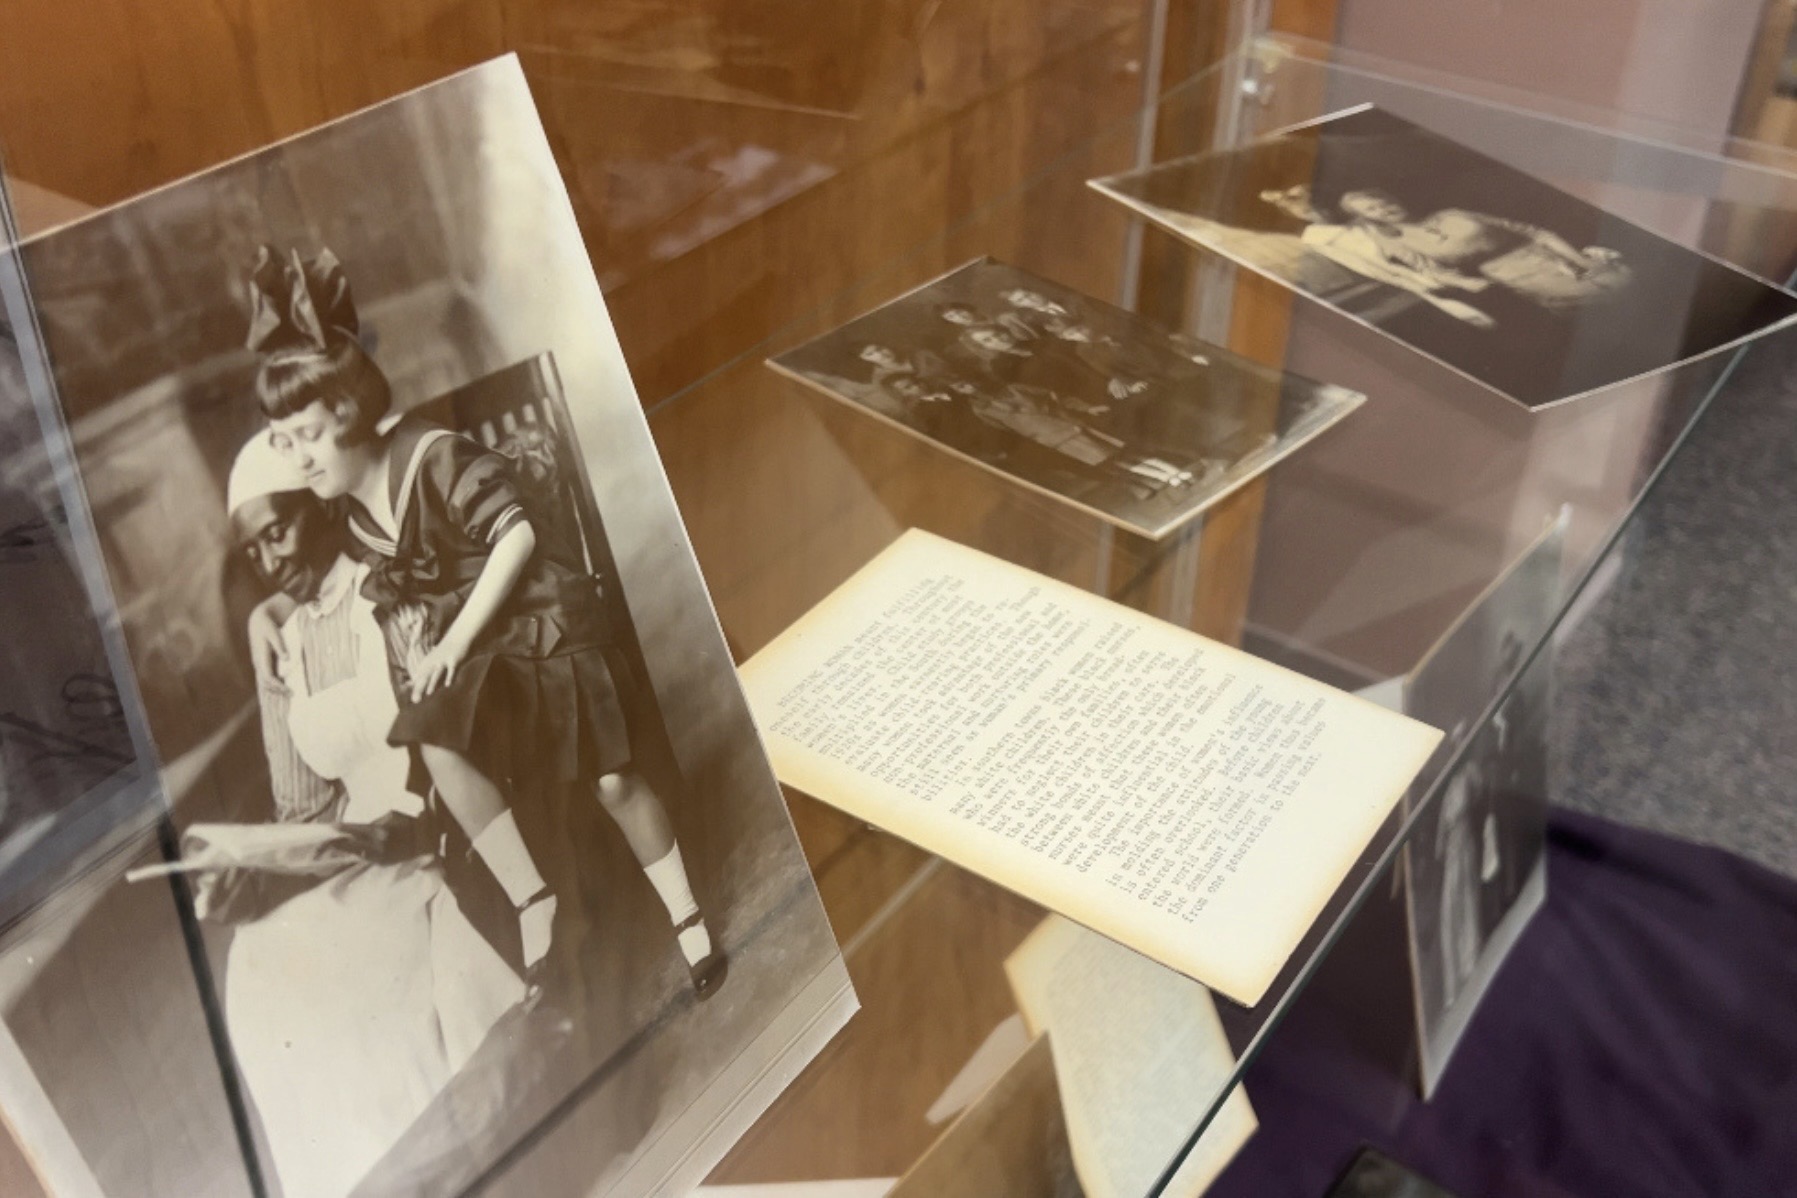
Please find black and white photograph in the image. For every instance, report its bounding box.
[1090,106,1797,410]
[1402,518,1563,1096]
[767,257,1364,539]
[0,58,850,1198]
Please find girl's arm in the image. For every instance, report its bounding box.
[410,521,537,700]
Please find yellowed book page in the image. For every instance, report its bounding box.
[1007,916,1255,1198]
[739,529,1442,1004]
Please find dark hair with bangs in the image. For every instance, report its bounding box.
[254,335,392,443]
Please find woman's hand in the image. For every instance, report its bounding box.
[248,594,297,680]
[409,633,470,702]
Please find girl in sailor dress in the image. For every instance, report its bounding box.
[247,246,725,994]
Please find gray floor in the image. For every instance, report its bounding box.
[1552,333,1797,879]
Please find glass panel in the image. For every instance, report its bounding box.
[632,35,1797,1194]
[0,177,257,1198]
[518,0,1162,409]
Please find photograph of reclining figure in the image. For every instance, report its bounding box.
[1092,105,1797,410]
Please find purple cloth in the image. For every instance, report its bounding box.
[1209,808,1797,1198]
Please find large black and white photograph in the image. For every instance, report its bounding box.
[0,58,850,1198]
[1402,518,1563,1095]
[1090,106,1797,410]
[767,258,1363,539]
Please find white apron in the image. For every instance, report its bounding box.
[225,558,524,1198]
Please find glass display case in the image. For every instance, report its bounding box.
[656,36,1797,1193]
[4,19,1797,1198]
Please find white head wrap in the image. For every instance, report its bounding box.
[225,428,310,517]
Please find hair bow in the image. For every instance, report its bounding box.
[244,245,359,355]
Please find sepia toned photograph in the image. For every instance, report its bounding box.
[767,257,1363,539]
[1401,518,1563,1096]
[0,58,849,1198]
[1091,106,1797,410]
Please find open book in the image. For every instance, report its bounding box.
[741,530,1441,1005]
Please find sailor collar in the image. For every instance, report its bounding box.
[348,417,455,558]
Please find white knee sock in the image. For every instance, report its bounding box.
[473,810,555,968]
[643,845,710,964]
